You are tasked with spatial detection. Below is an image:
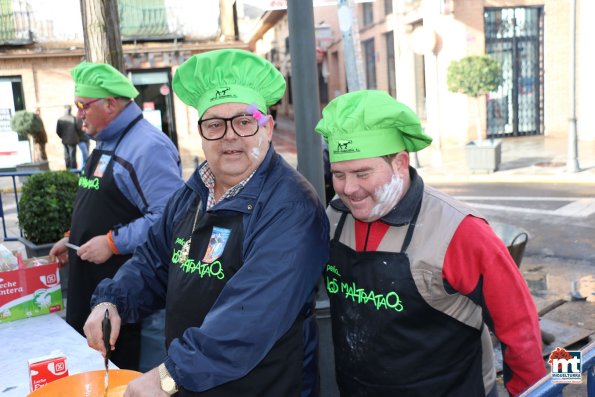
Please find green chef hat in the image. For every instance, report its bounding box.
[70,62,139,99]
[316,90,432,162]
[172,49,286,118]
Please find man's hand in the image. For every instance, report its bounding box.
[49,237,69,268]
[83,303,121,357]
[79,235,113,264]
[123,367,168,397]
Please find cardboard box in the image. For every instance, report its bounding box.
[0,257,63,323]
[28,351,69,391]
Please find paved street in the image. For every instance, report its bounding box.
[433,183,595,263]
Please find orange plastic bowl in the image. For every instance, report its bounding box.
[28,369,142,397]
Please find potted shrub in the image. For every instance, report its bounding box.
[18,171,79,258]
[447,55,503,173]
[10,110,50,174]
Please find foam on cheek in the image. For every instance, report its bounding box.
[369,175,403,219]
[250,134,265,159]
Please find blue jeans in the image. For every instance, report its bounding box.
[78,141,89,169]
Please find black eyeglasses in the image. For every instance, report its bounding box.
[74,98,103,111]
[198,114,261,141]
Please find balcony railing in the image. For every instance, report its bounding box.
[119,0,183,42]
[0,0,218,47]
[0,0,33,45]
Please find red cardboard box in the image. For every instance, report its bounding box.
[0,257,63,323]
[28,351,69,391]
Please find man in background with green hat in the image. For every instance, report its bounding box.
[82,49,329,397]
[316,90,545,396]
[50,61,183,371]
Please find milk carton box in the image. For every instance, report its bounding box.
[0,257,63,323]
[28,351,69,391]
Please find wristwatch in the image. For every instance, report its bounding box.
[158,363,178,395]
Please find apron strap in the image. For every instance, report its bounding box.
[333,212,348,241]
[112,114,143,152]
[400,198,423,253]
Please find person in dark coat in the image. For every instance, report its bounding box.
[82,49,330,397]
[56,105,80,169]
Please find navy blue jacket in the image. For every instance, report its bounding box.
[92,145,330,394]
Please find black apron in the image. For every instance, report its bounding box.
[165,154,304,397]
[326,202,486,397]
[68,115,143,370]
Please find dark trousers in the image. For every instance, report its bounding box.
[111,323,142,371]
[63,144,77,169]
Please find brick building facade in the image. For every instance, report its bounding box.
[250,0,593,150]
[0,0,244,173]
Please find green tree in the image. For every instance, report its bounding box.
[10,110,48,162]
[18,171,79,244]
[447,55,502,143]
[10,110,43,139]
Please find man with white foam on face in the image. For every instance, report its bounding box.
[316,90,546,396]
[83,49,330,396]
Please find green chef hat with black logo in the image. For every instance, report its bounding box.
[71,62,139,99]
[173,49,286,119]
[316,90,432,162]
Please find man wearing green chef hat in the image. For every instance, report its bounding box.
[50,61,183,371]
[83,49,329,396]
[316,90,546,396]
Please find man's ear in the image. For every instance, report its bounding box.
[106,97,126,112]
[103,97,116,111]
[264,115,274,141]
[391,151,410,175]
